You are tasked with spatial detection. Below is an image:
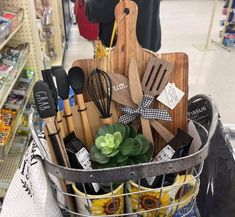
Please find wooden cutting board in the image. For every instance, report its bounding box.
[72,0,188,153]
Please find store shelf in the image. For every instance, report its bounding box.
[0,147,24,192]
[0,78,34,161]
[0,134,31,198]
[0,23,23,51]
[0,53,29,109]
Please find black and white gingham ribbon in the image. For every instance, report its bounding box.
[119,94,172,124]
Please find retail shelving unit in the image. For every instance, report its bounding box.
[212,0,235,51]
[0,0,44,198]
[50,0,66,67]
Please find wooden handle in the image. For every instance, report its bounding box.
[150,120,175,143]
[101,117,113,125]
[63,99,75,133]
[76,94,94,150]
[44,122,76,215]
[111,0,142,76]
[57,111,66,139]
[59,180,77,217]
[140,117,154,145]
[44,117,70,168]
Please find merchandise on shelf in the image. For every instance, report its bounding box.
[12,69,34,95]
[222,0,235,47]
[0,109,16,146]
[0,3,24,33]
[0,20,11,44]
[4,69,34,110]
[0,43,29,68]
[4,93,25,110]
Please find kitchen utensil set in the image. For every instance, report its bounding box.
[35,56,174,164]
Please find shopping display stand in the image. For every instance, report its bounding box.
[27,1,219,216]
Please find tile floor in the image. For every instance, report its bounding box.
[64,0,235,126]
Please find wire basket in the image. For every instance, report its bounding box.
[29,95,218,217]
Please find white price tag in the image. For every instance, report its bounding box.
[155,145,175,162]
[76,148,100,192]
[146,145,175,185]
[157,82,185,110]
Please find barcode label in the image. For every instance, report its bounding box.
[76,148,100,192]
[146,145,175,186]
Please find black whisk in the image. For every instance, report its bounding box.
[87,68,113,125]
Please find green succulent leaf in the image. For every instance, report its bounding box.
[113,123,126,139]
[131,154,149,164]
[123,124,130,140]
[119,158,134,166]
[129,125,137,138]
[101,146,113,155]
[90,146,111,164]
[119,138,142,156]
[95,136,105,149]
[113,132,122,148]
[135,134,150,155]
[129,138,142,156]
[106,149,119,157]
[96,125,114,137]
[117,152,129,163]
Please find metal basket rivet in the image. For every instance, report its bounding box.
[131,171,135,176]
[90,174,94,179]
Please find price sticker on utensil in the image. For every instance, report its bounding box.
[157,82,185,110]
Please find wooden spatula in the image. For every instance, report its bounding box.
[142,56,173,96]
[109,73,174,143]
[128,58,154,145]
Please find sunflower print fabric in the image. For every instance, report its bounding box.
[128,185,173,217]
[90,185,124,216]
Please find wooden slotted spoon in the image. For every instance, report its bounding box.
[142,56,173,97]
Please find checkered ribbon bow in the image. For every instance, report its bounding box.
[119,94,172,124]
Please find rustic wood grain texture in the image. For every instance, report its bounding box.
[60,102,119,147]
[72,0,188,153]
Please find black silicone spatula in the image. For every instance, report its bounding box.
[41,69,65,138]
[68,66,93,150]
[54,68,75,133]
[54,68,86,159]
[33,81,76,214]
[33,80,69,167]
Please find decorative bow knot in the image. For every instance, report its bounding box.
[119,95,172,124]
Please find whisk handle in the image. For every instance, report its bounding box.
[101,117,113,125]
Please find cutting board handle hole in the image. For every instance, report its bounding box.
[124,8,130,15]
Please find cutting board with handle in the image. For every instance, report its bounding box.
[72,0,188,153]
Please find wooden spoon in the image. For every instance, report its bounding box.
[108,72,174,143]
[68,66,93,150]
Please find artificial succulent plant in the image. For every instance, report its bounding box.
[90,123,153,169]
